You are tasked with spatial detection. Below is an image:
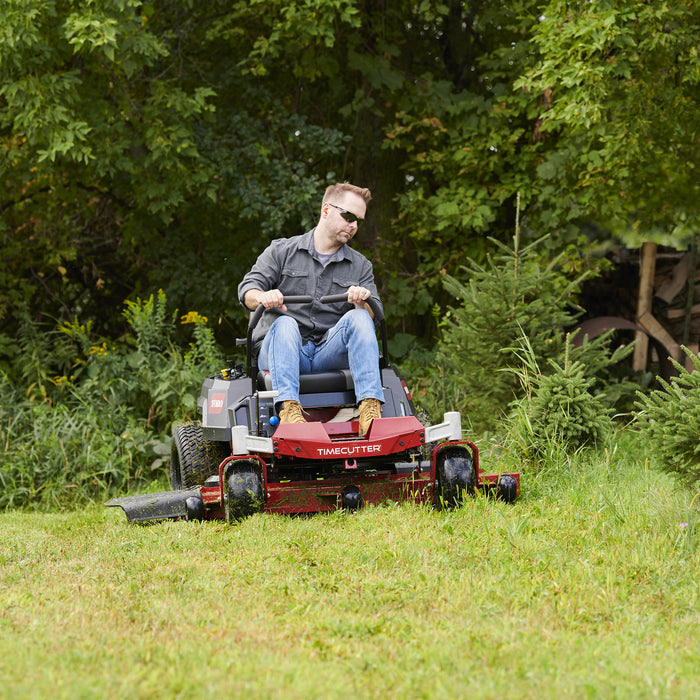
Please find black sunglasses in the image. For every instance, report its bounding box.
[327,202,363,226]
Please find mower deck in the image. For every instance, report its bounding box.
[106,416,520,523]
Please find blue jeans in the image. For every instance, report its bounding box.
[258,309,384,405]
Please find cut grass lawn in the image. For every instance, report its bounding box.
[1,435,698,699]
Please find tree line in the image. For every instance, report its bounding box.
[2,0,699,355]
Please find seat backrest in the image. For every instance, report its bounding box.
[257,369,354,394]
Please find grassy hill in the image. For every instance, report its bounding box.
[1,433,698,699]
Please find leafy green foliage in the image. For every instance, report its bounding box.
[3,0,700,353]
[57,291,222,429]
[508,336,611,461]
[0,292,223,510]
[0,0,219,339]
[517,0,700,243]
[404,235,599,431]
[635,348,700,489]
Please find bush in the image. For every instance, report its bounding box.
[507,335,612,462]
[635,348,700,490]
[404,236,600,431]
[57,290,222,432]
[0,291,225,510]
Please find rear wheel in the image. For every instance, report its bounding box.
[434,445,476,508]
[170,422,230,489]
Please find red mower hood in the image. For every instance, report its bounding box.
[271,416,426,460]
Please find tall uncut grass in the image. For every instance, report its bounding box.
[0,292,220,510]
[1,432,698,699]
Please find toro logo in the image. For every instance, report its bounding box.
[208,392,226,415]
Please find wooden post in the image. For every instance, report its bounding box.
[633,242,658,371]
[683,235,698,346]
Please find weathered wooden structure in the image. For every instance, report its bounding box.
[576,240,699,378]
[633,240,699,373]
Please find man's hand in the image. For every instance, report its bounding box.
[347,285,371,306]
[244,288,287,312]
[347,285,374,317]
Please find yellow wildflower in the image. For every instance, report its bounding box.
[180,311,208,325]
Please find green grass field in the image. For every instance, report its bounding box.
[1,436,698,699]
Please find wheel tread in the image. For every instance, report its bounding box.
[170,422,230,489]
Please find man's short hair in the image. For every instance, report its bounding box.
[323,182,372,205]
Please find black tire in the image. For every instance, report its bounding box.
[170,422,230,489]
[497,475,518,503]
[225,466,264,523]
[434,445,476,509]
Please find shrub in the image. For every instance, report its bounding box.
[405,236,600,431]
[0,291,225,510]
[507,335,612,462]
[635,348,700,489]
[58,291,222,432]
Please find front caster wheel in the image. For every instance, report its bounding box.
[434,445,476,509]
[224,463,264,523]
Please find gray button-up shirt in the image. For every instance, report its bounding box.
[238,229,382,347]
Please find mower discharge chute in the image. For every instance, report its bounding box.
[107,294,520,524]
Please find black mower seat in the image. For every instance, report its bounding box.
[257,369,354,394]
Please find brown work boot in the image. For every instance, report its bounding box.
[358,398,382,437]
[279,400,306,425]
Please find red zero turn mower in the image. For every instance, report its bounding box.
[107,295,520,524]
